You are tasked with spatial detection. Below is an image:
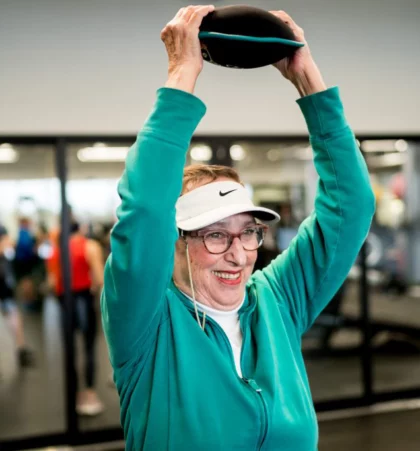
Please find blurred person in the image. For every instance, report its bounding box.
[31,222,52,303]
[0,223,34,367]
[253,225,280,272]
[276,203,300,254]
[35,223,55,297]
[95,222,114,266]
[101,6,375,450]
[48,220,105,416]
[13,217,41,308]
[278,202,297,228]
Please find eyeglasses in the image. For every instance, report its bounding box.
[183,224,268,254]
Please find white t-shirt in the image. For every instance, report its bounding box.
[182,293,244,377]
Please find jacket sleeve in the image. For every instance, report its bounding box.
[101,88,206,368]
[260,87,375,335]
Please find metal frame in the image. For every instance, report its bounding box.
[360,241,373,403]
[0,133,419,450]
[55,138,78,441]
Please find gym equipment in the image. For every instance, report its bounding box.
[199,5,304,69]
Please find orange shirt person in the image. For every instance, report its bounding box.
[48,221,105,416]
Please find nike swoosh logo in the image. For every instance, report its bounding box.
[219,189,237,197]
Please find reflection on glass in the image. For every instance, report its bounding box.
[66,143,125,430]
[187,143,212,165]
[303,280,363,401]
[0,145,64,439]
[368,143,420,393]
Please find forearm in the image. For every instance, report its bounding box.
[292,61,327,97]
[165,68,199,94]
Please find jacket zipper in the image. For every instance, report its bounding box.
[193,309,269,449]
[242,378,269,450]
[240,311,269,450]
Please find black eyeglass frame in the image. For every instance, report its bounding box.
[180,224,269,254]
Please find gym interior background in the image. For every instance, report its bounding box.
[0,0,419,450]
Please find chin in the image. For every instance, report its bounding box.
[217,289,245,307]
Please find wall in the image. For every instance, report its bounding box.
[0,0,419,135]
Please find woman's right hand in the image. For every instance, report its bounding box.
[161,5,215,93]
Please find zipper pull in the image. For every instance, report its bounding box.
[243,378,262,393]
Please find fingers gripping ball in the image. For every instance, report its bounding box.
[199,5,304,69]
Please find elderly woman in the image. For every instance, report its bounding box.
[101,5,375,450]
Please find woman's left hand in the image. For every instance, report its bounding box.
[269,11,326,96]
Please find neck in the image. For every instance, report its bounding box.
[185,293,244,316]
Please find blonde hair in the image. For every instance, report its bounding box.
[182,164,243,195]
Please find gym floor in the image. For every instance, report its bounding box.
[319,409,420,451]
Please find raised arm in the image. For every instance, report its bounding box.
[101,5,214,368]
[259,12,375,334]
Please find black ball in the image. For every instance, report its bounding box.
[199,5,304,69]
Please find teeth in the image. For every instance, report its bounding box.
[212,271,240,280]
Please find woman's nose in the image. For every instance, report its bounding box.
[226,236,247,266]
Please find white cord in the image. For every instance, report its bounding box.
[186,244,206,331]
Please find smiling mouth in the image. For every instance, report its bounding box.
[211,271,243,286]
[211,271,241,280]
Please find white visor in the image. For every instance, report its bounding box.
[176,181,280,231]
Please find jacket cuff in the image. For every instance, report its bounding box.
[142,87,207,147]
[296,87,348,137]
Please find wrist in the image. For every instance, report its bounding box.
[165,67,200,94]
[291,62,327,97]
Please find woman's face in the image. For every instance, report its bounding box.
[173,213,258,310]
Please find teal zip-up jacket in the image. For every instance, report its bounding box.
[101,87,375,451]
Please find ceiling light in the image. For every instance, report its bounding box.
[296,146,313,160]
[267,149,282,162]
[381,153,406,166]
[395,139,408,152]
[190,145,212,161]
[0,143,19,163]
[229,145,246,161]
[361,140,407,153]
[366,152,407,168]
[77,144,129,162]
